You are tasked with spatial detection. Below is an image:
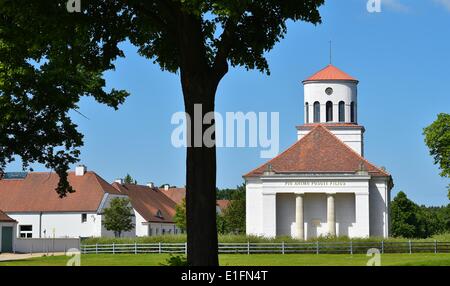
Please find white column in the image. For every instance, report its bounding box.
[327,193,336,236]
[262,193,277,238]
[355,192,370,237]
[295,193,304,240]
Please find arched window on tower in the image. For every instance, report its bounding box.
[313,101,320,123]
[350,102,355,123]
[326,101,333,122]
[305,102,309,123]
[339,101,345,122]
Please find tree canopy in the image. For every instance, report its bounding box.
[102,197,135,237]
[423,113,450,199]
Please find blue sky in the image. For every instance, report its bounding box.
[7,0,450,206]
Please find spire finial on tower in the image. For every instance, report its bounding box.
[329,40,332,65]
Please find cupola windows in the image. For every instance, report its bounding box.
[313,101,320,123]
[350,102,356,123]
[339,101,345,122]
[305,102,309,123]
[326,101,333,122]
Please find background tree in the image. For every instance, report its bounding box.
[423,113,450,199]
[222,184,246,234]
[0,0,324,265]
[124,174,137,184]
[391,192,421,238]
[173,198,187,232]
[102,197,135,238]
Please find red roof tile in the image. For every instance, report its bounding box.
[0,172,121,212]
[244,125,390,177]
[112,183,177,223]
[304,65,358,82]
[0,210,16,222]
[216,200,231,211]
[159,188,186,205]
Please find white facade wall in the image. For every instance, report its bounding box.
[246,176,377,239]
[369,178,390,237]
[7,194,137,238]
[245,180,263,236]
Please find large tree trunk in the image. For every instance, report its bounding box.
[182,74,219,266]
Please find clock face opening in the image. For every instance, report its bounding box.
[325,87,333,95]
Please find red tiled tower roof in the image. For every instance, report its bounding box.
[244,125,390,178]
[304,64,358,82]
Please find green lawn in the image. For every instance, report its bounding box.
[1,253,450,266]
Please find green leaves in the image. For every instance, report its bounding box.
[102,197,135,237]
[0,0,130,197]
[424,113,450,179]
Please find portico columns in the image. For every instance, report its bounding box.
[327,193,336,236]
[295,193,304,240]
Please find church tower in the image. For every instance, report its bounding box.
[297,65,365,156]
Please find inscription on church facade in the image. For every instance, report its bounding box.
[285,181,346,187]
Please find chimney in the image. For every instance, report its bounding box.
[114,178,124,184]
[75,165,87,176]
[146,182,154,188]
[164,184,169,191]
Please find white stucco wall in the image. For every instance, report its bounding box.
[246,176,374,239]
[369,177,390,238]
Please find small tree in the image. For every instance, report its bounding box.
[222,184,246,234]
[102,198,134,237]
[124,174,137,184]
[174,198,187,232]
[423,113,450,199]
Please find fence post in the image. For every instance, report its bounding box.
[247,241,250,255]
[381,240,384,254]
[350,240,353,255]
[316,241,319,255]
[135,242,137,255]
[185,242,187,255]
[408,240,412,254]
[96,243,98,254]
[434,240,437,254]
[282,242,285,255]
[112,243,115,255]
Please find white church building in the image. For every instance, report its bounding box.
[244,64,393,239]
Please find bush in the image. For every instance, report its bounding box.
[160,255,188,266]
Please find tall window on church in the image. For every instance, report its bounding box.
[313,101,320,123]
[350,101,355,123]
[339,101,345,122]
[305,102,309,123]
[326,101,333,122]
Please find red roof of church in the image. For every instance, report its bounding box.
[304,65,358,82]
[244,125,390,178]
[0,172,121,212]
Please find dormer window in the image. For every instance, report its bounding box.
[156,210,163,218]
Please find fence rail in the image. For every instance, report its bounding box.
[80,241,450,255]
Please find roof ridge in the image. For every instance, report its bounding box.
[243,125,322,177]
[318,125,390,176]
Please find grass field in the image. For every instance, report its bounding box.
[1,253,450,266]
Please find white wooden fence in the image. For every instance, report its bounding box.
[80,241,450,255]
[15,238,81,254]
